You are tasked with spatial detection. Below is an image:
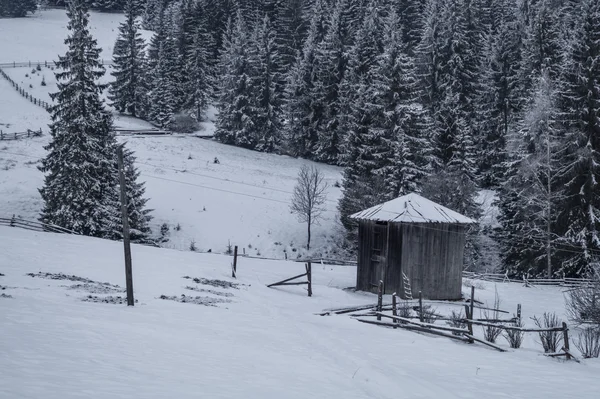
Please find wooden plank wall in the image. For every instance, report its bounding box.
[356,220,465,300]
[400,223,464,300]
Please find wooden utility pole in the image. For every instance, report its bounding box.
[117,145,134,306]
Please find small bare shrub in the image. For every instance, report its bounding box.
[447,310,467,335]
[189,240,197,252]
[565,281,600,325]
[532,312,562,353]
[226,240,233,255]
[574,326,600,358]
[504,319,525,349]
[481,288,503,343]
[398,300,412,318]
[41,76,46,86]
[421,305,437,324]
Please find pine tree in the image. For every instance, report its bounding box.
[312,0,347,164]
[274,0,311,71]
[395,0,426,56]
[149,35,179,127]
[283,6,322,158]
[184,0,214,121]
[476,11,522,186]
[109,0,148,118]
[214,13,255,148]
[142,0,162,30]
[248,15,283,152]
[39,0,117,237]
[554,0,600,276]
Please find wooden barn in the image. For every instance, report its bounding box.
[350,193,475,300]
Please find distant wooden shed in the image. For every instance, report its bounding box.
[350,193,475,300]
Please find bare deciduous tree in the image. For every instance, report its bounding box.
[290,165,328,250]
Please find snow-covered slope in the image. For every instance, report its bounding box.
[0,9,344,259]
[0,227,598,398]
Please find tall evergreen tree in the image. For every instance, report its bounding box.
[555,0,600,276]
[248,15,284,152]
[39,0,117,236]
[312,0,347,164]
[214,13,255,148]
[283,4,324,158]
[109,0,148,118]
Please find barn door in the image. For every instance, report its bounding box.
[370,223,388,289]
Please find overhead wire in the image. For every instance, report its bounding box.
[4,148,600,255]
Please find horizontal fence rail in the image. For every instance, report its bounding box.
[0,215,78,235]
[0,60,113,69]
[463,271,594,288]
[0,129,42,141]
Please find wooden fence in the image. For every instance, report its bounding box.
[0,67,51,110]
[463,271,593,288]
[0,60,113,69]
[0,129,43,141]
[0,215,77,235]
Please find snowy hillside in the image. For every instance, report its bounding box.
[0,227,598,398]
[0,8,344,259]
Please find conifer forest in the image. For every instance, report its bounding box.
[13,0,600,279]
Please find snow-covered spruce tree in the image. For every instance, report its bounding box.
[337,2,384,166]
[39,0,117,237]
[0,0,37,17]
[372,9,433,199]
[148,35,178,128]
[273,0,312,71]
[282,4,324,159]
[476,6,523,187]
[109,0,148,118]
[184,1,214,122]
[248,15,284,153]
[554,0,600,277]
[519,0,562,101]
[312,0,347,164]
[214,12,255,148]
[143,0,162,30]
[395,0,426,56]
[435,0,479,176]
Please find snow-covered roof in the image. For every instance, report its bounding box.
[350,193,476,224]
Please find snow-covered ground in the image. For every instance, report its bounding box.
[0,8,345,259]
[0,227,598,398]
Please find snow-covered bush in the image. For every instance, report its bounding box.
[565,274,600,325]
[504,319,525,349]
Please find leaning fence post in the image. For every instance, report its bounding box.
[232,245,238,278]
[562,322,571,360]
[464,304,474,343]
[307,261,312,297]
[418,291,423,322]
[377,280,384,320]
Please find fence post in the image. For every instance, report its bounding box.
[517,304,522,323]
[464,304,474,343]
[376,280,383,320]
[418,291,423,322]
[232,245,238,278]
[307,261,312,297]
[1,130,3,140]
[10,214,16,227]
[562,322,571,360]
[117,145,135,306]
[470,286,475,320]
[392,293,397,328]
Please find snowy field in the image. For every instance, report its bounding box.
[0,227,598,398]
[0,9,344,259]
